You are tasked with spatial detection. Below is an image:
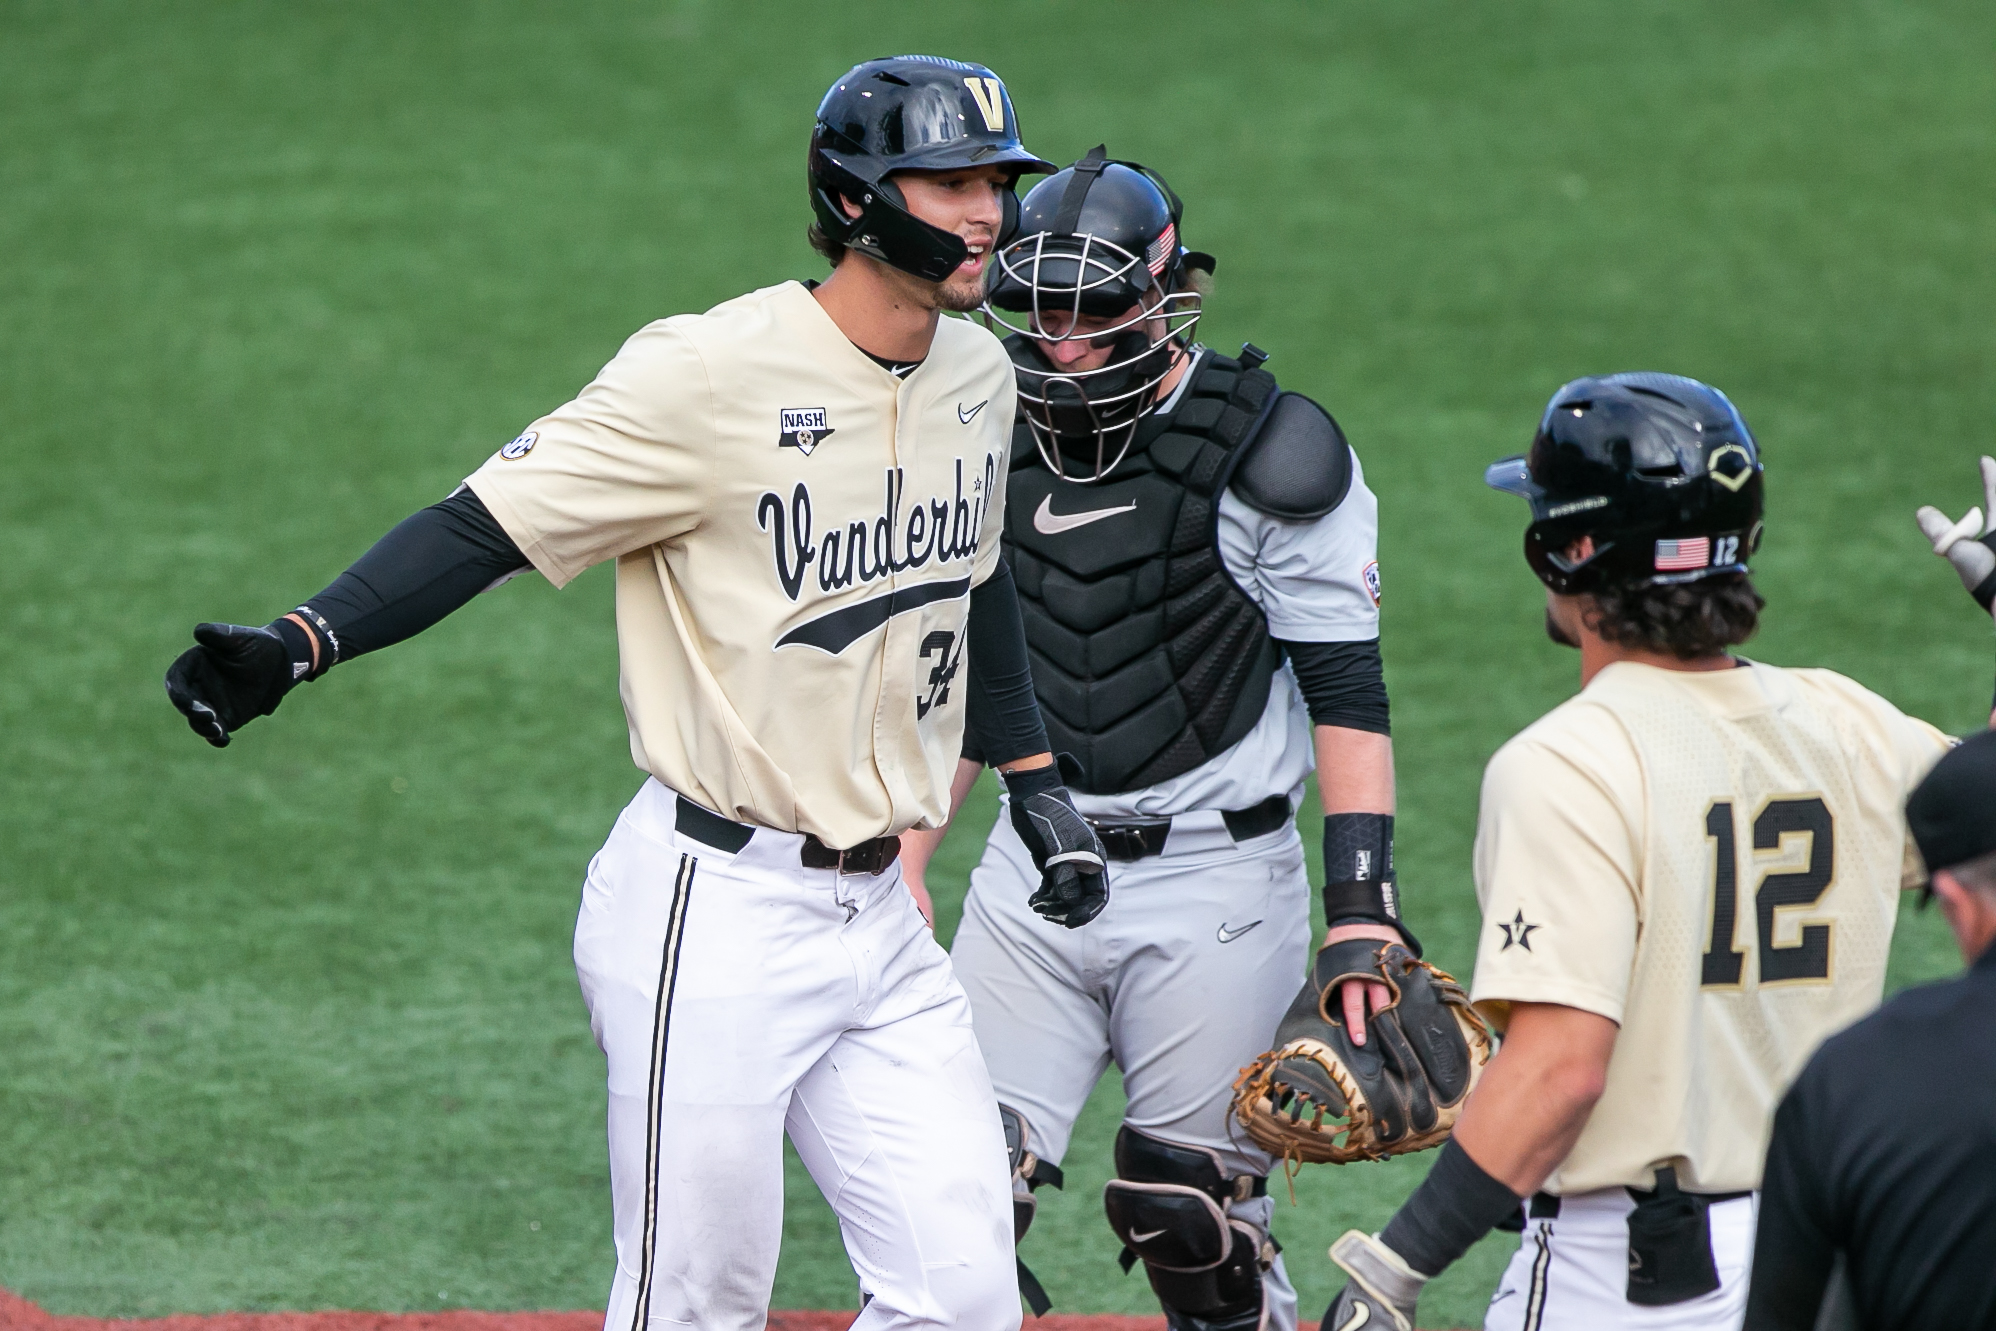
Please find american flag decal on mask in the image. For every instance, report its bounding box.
[1145,222,1176,276]
[1654,536,1712,571]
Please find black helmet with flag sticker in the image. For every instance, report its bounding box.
[809,56,1053,284]
[982,147,1215,482]
[1485,372,1765,594]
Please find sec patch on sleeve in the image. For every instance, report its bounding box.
[499,431,537,461]
[1363,560,1382,605]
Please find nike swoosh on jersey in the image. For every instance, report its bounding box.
[1033,494,1138,535]
[958,399,988,424]
[1216,920,1263,944]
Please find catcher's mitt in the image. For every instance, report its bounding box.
[1232,939,1492,1164]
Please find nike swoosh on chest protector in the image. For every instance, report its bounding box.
[1032,494,1139,535]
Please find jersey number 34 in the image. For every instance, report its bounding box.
[1700,797,1834,988]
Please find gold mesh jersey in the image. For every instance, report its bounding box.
[1468,660,1953,1193]
[467,282,1014,848]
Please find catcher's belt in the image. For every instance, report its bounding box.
[1231,939,1492,1164]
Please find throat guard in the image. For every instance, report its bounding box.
[1004,347,1283,794]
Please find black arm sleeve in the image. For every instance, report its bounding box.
[1743,1078,1840,1331]
[303,486,531,661]
[1279,637,1390,735]
[963,559,1049,769]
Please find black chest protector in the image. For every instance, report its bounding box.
[1005,347,1350,795]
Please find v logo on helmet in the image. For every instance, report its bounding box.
[963,77,1005,132]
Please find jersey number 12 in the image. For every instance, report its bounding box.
[1700,797,1835,987]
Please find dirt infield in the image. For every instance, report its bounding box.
[0,1290,1291,1331]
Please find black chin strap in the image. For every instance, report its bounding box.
[1051,144,1109,235]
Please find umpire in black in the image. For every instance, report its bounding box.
[1744,728,1996,1331]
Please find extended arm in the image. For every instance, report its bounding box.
[1283,637,1406,1043]
[1915,454,1996,723]
[163,487,530,746]
[1320,1003,1616,1331]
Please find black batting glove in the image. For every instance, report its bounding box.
[163,619,316,747]
[1003,763,1109,929]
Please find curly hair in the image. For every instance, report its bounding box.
[1583,573,1765,659]
[807,222,846,268]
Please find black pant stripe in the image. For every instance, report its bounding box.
[631,853,697,1331]
[1522,1222,1554,1331]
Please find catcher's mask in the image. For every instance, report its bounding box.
[983,146,1212,482]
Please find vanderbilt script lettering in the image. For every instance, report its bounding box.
[757,457,996,602]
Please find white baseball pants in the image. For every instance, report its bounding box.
[574,779,1019,1331]
[1484,1189,1758,1331]
[948,805,1313,1330]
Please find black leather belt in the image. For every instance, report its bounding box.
[800,832,900,876]
[674,795,900,875]
[1525,1185,1754,1220]
[1085,794,1292,863]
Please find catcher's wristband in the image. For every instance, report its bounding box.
[1323,812,1419,953]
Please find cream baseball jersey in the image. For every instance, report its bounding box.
[467,281,1014,847]
[1467,660,1952,1194]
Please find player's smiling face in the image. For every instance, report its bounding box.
[887,164,1010,310]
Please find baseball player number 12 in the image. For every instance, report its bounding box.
[1700,797,1835,988]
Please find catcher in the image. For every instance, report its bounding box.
[1239,374,1979,1331]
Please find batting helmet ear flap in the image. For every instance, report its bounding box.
[998,183,1021,248]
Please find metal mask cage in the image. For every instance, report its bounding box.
[983,231,1203,483]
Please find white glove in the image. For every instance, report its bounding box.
[1915,455,1996,621]
[1321,1230,1428,1331]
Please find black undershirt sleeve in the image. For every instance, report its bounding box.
[303,486,531,660]
[1280,637,1390,735]
[963,558,1048,769]
[1743,1076,1840,1330]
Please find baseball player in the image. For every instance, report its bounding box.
[162,56,1113,1331]
[900,150,1407,1331]
[1315,374,1974,1331]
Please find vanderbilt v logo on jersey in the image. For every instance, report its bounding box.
[779,407,835,456]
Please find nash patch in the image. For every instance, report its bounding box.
[779,408,835,456]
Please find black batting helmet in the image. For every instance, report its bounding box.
[982,146,1214,482]
[1485,372,1765,594]
[809,56,1053,283]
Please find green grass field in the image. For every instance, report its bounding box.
[3,3,1992,1327]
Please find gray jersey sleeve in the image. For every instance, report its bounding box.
[1217,452,1382,642]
